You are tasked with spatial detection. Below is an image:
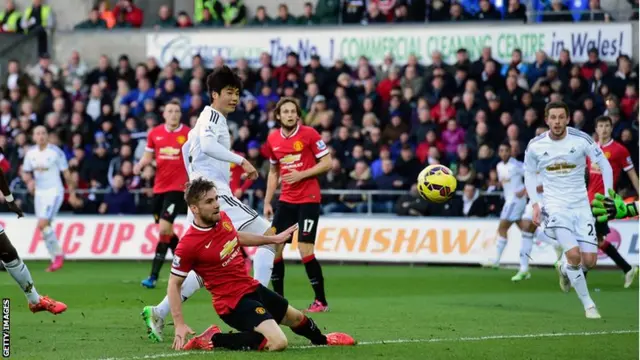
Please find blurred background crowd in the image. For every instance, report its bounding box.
[0,0,638,217]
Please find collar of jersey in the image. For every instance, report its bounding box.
[280,124,300,139]
[164,124,183,133]
[191,221,217,231]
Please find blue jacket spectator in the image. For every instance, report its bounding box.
[100,174,136,214]
[527,52,552,85]
[120,78,155,116]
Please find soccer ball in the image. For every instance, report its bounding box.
[416,164,457,203]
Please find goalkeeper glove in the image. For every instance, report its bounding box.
[591,188,638,222]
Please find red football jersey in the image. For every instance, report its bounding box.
[587,139,634,201]
[265,125,329,204]
[171,211,259,315]
[145,124,191,194]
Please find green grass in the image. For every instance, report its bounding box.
[1,262,638,360]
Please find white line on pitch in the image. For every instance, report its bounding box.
[95,329,639,360]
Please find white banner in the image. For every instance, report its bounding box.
[2,215,637,266]
[147,23,633,69]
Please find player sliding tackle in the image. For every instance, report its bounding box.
[524,101,613,319]
[141,66,276,342]
[0,147,67,314]
[169,178,355,351]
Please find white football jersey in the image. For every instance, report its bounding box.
[22,144,68,191]
[524,128,605,212]
[184,106,233,194]
[496,157,525,203]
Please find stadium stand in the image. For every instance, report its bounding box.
[0,0,637,218]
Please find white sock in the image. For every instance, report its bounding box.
[42,226,62,259]
[253,245,275,287]
[495,236,508,263]
[155,270,203,319]
[3,259,40,304]
[563,263,596,310]
[519,232,534,273]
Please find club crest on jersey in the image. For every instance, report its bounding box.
[316,140,327,150]
[220,237,238,259]
[176,135,187,145]
[222,222,233,232]
[172,256,181,267]
[293,141,304,152]
[605,151,611,159]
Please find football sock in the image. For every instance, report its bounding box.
[42,226,62,259]
[150,235,172,279]
[156,271,203,319]
[211,332,267,351]
[271,257,285,296]
[601,241,632,273]
[253,245,275,287]
[495,236,508,263]
[168,233,180,254]
[290,315,327,345]
[581,264,589,279]
[519,232,534,273]
[3,258,40,304]
[563,262,595,309]
[302,254,327,305]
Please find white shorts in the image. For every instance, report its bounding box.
[522,201,534,221]
[543,206,597,253]
[35,190,64,221]
[499,197,527,222]
[186,192,270,235]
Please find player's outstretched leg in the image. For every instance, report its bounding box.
[484,220,511,268]
[142,270,203,342]
[0,231,67,314]
[253,244,276,286]
[38,219,64,272]
[281,305,354,346]
[600,241,638,288]
[512,231,533,282]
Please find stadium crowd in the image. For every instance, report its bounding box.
[0,1,638,217]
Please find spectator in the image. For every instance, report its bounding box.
[113,0,143,28]
[441,119,465,159]
[449,3,471,21]
[120,77,154,116]
[476,0,502,20]
[395,184,429,216]
[2,59,31,95]
[501,49,529,78]
[99,174,136,214]
[581,47,608,81]
[0,0,21,32]
[460,182,488,217]
[97,0,116,28]
[373,159,405,213]
[394,144,421,182]
[342,0,367,23]
[542,0,574,22]
[579,0,613,21]
[297,2,320,24]
[249,5,272,26]
[620,84,638,120]
[393,2,410,22]
[274,3,297,25]
[316,0,340,23]
[20,0,53,33]
[154,5,176,28]
[505,0,527,22]
[75,7,107,29]
[363,1,387,23]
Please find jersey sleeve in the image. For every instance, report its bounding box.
[619,146,634,171]
[55,148,69,171]
[524,146,540,203]
[145,129,156,153]
[307,128,329,159]
[22,153,33,172]
[170,241,196,277]
[264,138,277,165]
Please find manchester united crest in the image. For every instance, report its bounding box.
[177,135,187,145]
[293,140,304,151]
[223,222,233,232]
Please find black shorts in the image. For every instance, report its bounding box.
[152,191,186,224]
[219,285,289,332]
[595,218,610,240]
[271,201,320,244]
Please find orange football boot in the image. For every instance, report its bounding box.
[29,296,67,315]
[326,332,356,346]
[183,325,220,351]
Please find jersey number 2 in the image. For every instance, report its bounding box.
[302,219,315,233]
[587,224,594,236]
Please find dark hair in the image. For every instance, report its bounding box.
[544,101,569,119]
[165,99,182,108]
[595,115,612,126]
[274,97,302,120]
[499,141,511,149]
[184,178,217,206]
[206,65,243,96]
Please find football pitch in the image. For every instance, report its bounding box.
[1,262,638,360]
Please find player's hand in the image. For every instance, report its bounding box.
[263,203,274,219]
[6,201,23,218]
[241,159,258,181]
[532,203,541,227]
[172,324,196,350]
[282,170,305,184]
[591,189,634,222]
[233,188,244,199]
[272,224,298,244]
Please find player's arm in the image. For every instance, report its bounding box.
[298,153,332,180]
[264,162,280,208]
[167,273,186,325]
[514,161,527,198]
[169,250,196,350]
[586,141,613,195]
[0,150,24,217]
[199,119,245,165]
[523,148,540,205]
[57,151,75,191]
[238,224,298,246]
